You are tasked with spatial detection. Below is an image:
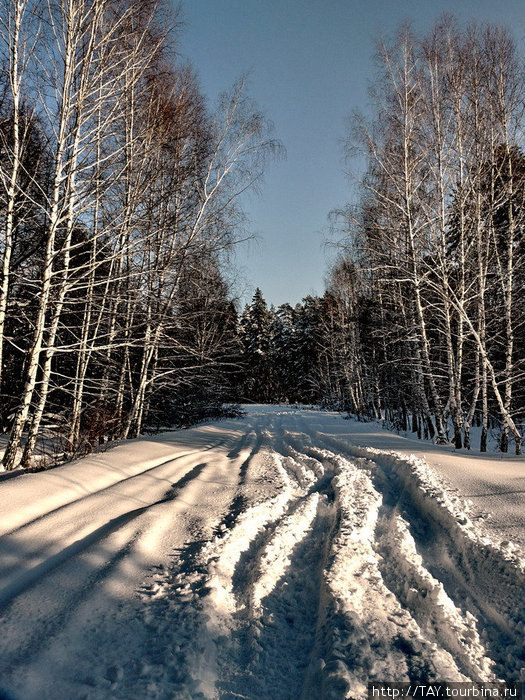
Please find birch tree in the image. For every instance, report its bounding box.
[2,0,164,468]
[0,0,39,416]
[340,18,525,453]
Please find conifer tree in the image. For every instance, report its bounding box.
[240,288,275,402]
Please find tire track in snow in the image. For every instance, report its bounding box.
[305,459,470,700]
[375,507,492,680]
[208,432,338,699]
[232,418,518,692]
[363,451,525,682]
[133,422,331,699]
[218,493,335,700]
[283,421,525,684]
[113,444,295,699]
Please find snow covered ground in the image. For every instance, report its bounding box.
[0,405,524,699]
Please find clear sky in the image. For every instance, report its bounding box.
[178,0,525,308]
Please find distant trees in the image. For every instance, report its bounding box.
[237,287,359,408]
[239,288,275,402]
[0,0,279,469]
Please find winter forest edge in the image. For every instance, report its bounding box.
[1,2,525,473]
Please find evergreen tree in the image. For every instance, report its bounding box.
[270,302,298,402]
[293,296,324,403]
[239,288,275,402]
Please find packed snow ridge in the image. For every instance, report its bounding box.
[0,406,524,699]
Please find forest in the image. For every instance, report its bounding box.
[1,2,524,471]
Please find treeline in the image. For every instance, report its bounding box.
[330,19,525,454]
[0,0,278,469]
[237,287,359,407]
[236,280,369,413]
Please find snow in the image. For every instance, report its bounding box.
[303,415,525,554]
[0,406,524,699]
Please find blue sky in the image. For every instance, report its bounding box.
[178,1,525,308]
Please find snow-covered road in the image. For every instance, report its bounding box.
[0,406,524,699]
